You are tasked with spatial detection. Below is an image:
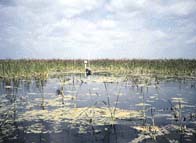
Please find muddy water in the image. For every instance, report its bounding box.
[0,75,196,143]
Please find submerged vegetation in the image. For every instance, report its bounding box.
[0,59,196,79]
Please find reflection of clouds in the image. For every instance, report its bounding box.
[25,122,47,134]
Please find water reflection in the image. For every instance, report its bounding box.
[0,76,196,143]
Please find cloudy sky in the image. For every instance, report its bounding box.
[0,0,196,59]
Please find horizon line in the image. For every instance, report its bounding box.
[0,58,196,61]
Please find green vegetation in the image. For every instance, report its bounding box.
[0,62,196,142]
[0,59,196,79]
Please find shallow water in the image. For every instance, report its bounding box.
[0,75,196,143]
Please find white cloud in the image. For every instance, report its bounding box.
[167,1,196,16]
[107,0,196,16]
[16,0,104,18]
[186,36,196,44]
[0,0,196,59]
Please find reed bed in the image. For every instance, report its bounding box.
[0,59,196,79]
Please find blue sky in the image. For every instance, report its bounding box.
[0,0,196,59]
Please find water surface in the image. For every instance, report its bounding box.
[0,75,196,143]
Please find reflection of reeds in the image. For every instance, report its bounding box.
[169,97,187,132]
[103,82,121,122]
[150,107,155,127]
[103,82,113,120]
[38,80,45,109]
[59,78,69,105]
[113,85,121,119]
[74,80,84,108]
[140,87,146,126]
[178,100,183,132]
[0,81,18,140]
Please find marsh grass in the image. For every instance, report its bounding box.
[1,59,196,143]
[0,59,196,79]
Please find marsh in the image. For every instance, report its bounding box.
[0,74,195,143]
